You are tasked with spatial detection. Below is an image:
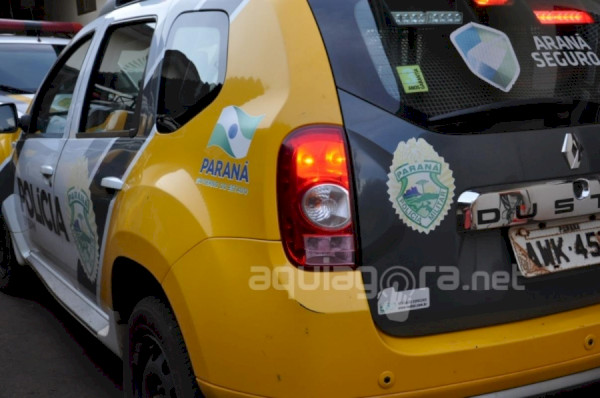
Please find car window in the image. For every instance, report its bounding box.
[156,12,228,133]
[32,37,93,136]
[80,22,155,136]
[309,0,600,133]
[0,43,64,94]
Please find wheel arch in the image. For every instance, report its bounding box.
[110,255,197,362]
[110,256,167,327]
[113,259,205,396]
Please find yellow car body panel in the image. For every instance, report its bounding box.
[0,132,18,165]
[100,0,341,303]
[0,95,32,166]
[163,238,600,397]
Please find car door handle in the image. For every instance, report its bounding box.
[40,165,54,177]
[101,176,124,191]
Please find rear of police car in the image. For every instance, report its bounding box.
[292,0,600,395]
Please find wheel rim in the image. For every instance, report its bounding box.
[134,331,176,398]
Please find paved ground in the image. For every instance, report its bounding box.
[0,268,122,398]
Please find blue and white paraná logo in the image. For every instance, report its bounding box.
[208,106,264,159]
[451,22,520,92]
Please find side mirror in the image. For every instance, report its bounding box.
[19,114,31,134]
[0,103,18,134]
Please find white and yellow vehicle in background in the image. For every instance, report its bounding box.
[0,19,79,175]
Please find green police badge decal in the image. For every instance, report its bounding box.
[387,138,455,234]
[67,160,99,282]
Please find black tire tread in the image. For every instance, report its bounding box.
[125,295,203,398]
[0,218,22,293]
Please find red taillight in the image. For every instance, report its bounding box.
[534,10,594,25]
[0,19,82,34]
[472,0,511,6]
[277,126,356,269]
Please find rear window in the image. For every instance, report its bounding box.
[0,43,63,94]
[309,0,600,133]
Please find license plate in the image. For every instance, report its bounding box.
[509,217,600,277]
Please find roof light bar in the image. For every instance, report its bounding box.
[392,11,463,26]
[534,10,594,25]
[473,0,511,5]
[0,19,82,34]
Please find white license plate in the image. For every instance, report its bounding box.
[509,217,600,277]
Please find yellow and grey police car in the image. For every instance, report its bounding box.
[1,0,600,396]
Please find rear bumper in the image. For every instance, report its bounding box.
[474,366,600,398]
[163,238,600,398]
[197,364,600,398]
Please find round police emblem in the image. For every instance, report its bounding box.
[387,138,455,234]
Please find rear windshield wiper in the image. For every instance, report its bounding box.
[428,98,575,123]
[426,98,599,132]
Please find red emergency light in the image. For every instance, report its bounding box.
[472,0,511,5]
[0,19,82,34]
[534,10,594,25]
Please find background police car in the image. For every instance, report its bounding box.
[0,19,79,184]
[0,19,80,114]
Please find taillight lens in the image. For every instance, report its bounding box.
[302,184,351,229]
[534,10,594,25]
[277,126,356,269]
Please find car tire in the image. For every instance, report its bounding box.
[0,218,21,292]
[125,296,204,398]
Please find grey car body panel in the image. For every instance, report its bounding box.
[339,89,600,336]
[0,94,32,116]
[309,0,600,336]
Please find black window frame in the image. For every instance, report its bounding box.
[156,10,229,133]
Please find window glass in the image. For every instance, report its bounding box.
[309,0,600,133]
[33,37,92,135]
[157,12,228,132]
[0,43,64,94]
[81,22,155,135]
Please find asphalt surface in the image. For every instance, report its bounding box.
[0,267,122,398]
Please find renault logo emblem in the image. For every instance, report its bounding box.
[561,133,582,169]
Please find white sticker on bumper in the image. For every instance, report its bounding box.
[377,287,430,315]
